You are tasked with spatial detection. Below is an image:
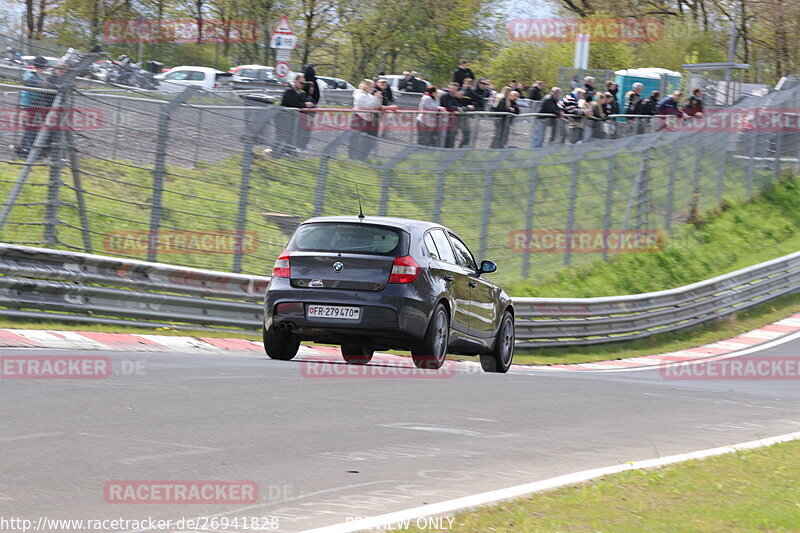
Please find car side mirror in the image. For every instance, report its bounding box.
[479,260,497,275]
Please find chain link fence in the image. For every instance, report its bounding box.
[0,52,798,288]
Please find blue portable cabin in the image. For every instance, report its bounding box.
[615,68,683,115]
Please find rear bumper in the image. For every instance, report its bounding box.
[264,279,430,348]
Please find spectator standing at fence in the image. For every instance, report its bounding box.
[583,76,597,102]
[15,56,51,158]
[475,78,492,109]
[560,87,588,143]
[349,79,383,160]
[376,78,397,110]
[683,88,704,118]
[453,60,475,87]
[527,81,543,101]
[462,78,485,111]
[658,91,685,129]
[398,71,411,91]
[417,86,445,146]
[440,82,470,148]
[278,74,316,154]
[406,71,427,93]
[624,83,644,114]
[605,80,620,115]
[302,64,321,104]
[490,87,520,149]
[533,86,563,148]
[589,93,608,140]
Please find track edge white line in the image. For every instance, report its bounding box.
[300,430,800,533]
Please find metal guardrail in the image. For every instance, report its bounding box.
[0,243,269,333]
[1,243,798,348]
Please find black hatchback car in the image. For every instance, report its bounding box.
[263,216,515,372]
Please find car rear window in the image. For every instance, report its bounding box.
[288,223,407,256]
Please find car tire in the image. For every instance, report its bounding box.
[263,327,300,360]
[341,344,374,365]
[480,311,514,373]
[412,304,449,370]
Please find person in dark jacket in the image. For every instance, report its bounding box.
[406,71,427,93]
[490,87,520,149]
[462,78,485,110]
[16,56,53,157]
[376,77,397,109]
[440,82,469,148]
[452,60,475,87]
[527,81,543,101]
[583,76,597,103]
[658,91,685,130]
[533,87,563,148]
[302,64,320,104]
[475,78,492,103]
[605,80,620,115]
[398,71,411,92]
[683,88,704,117]
[279,74,316,153]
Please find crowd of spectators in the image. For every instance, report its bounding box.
[279,59,708,155]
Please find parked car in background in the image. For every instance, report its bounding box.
[382,74,434,93]
[154,66,232,92]
[229,65,293,90]
[263,216,515,373]
[317,76,355,90]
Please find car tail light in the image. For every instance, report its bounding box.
[276,302,304,315]
[389,255,420,284]
[272,250,291,278]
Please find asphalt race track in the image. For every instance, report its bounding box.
[2,337,800,532]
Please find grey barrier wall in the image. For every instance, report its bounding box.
[0,62,799,290]
[1,243,798,348]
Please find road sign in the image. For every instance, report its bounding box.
[273,15,293,35]
[275,61,291,79]
[270,33,298,49]
[275,48,291,62]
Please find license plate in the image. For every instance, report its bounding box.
[306,305,360,320]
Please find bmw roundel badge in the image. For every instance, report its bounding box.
[332,261,344,272]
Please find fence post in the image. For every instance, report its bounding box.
[192,106,203,167]
[563,158,580,266]
[665,147,677,233]
[479,150,516,262]
[64,129,92,252]
[432,150,466,224]
[520,149,552,278]
[773,128,783,181]
[378,146,416,216]
[602,154,616,260]
[746,115,758,197]
[688,135,704,222]
[715,133,727,203]
[313,132,354,217]
[43,119,67,245]
[148,87,198,262]
[233,107,272,273]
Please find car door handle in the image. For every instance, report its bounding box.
[443,275,454,283]
[468,280,477,288]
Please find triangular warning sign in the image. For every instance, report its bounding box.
[273,15,293,35]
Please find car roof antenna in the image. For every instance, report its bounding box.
[356,185,365,220]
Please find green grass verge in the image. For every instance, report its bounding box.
[508,175,800,297]
[404,439,800,533]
